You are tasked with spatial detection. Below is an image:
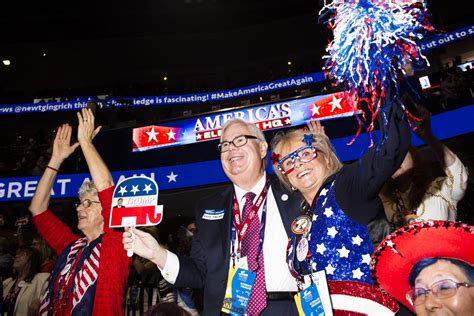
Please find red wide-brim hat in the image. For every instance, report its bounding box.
[370,220,474,311]
[328,280,399,315]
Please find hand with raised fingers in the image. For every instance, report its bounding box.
[306,120,325,135]
[51,124,79,164]
[77,108,101,145]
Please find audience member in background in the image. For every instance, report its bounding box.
[372,220,474,315]
[0,237,14,315]
[136,226,175,302]
[175,221,200,316]
[0,237,13,282]
[2,247,49,316]
[440,70,460,109]
[270,97,409,314]
[380,106,468,227]
[125,225,176,315]
[30,236,56,273]
[144,302,191,316]
[28,109,130,315]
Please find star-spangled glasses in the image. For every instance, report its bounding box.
[406,279,474,307]
[218,135,259,153]
[75,199,101,209]
[277,145,318,175]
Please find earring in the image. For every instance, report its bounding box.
[291,186,298,191]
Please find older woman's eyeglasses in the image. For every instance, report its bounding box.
[406,279,474,306]
[75,199,100,209]
[277,146,317,175]
[218,135,258,153]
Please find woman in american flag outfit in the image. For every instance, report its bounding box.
[270,98,410,315]
[28,108,131,315]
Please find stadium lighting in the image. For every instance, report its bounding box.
[2,60,11,66]
[163,76,168,81]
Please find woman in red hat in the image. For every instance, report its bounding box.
[371,220,474,315]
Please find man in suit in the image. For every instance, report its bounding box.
[114,198,125,208]
[123,118,301,315]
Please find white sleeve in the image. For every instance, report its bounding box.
[157,249,180,284]
[443,155,469,203]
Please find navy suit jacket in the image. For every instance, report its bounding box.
[174,175,301,315]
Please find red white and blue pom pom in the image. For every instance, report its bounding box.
[319,0,434,145]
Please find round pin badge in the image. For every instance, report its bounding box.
[61,263,72,276]
[291,215,311,235]
[296,237,309,262]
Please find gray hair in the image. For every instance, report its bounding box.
[220,118,266,142]
[220,118,268,168]
[78,180,99,199]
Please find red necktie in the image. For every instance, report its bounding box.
[241,192,267,315]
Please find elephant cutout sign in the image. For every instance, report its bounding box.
[109,176,164,228]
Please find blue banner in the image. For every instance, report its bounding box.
[0,72,324,115]
[1,104,473,202]
[420,24,474,52]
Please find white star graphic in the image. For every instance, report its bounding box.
[311,262,317,270]
[130,185,140,195]
[143,184,152,194]
[386,240,395,248]
[167,171,178,183]
[316,243,327,255]
[118,186,127,196]
[320,188,328,196]
[323,207,333,217]
[352,235,364,246]
[352,268,364,280]
[361,254,372,265]
[196,133,202,140]
[182,130,188,137]
[322,197,328,206]
[285,118,291,125]
[329,95,343,112]
[325,264,336,275]
[311,104,321,116]
[312,214,318,221]
[166,129,176,140]
[146,128,159,143]
[327,226,338,238]
[337,246,350,258]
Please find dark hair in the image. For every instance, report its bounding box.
[144,302,191,316]
[13,247,43,283]
[381,146,433,213]
[409,257,474,287]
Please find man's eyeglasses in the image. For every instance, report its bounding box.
[218,135,259,153]
[277,146,317,175]
[75,199,101,209]
[406,279,474,307]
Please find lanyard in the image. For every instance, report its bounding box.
[52,246,86,314]
[231,179,270,267]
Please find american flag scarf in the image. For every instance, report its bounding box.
[39,236,102,315]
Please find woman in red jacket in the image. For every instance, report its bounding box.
[29,108,131,316]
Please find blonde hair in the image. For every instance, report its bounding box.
[220,118,268,168]
[270,128,343,190]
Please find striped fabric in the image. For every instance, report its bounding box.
[39,237,102,315]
